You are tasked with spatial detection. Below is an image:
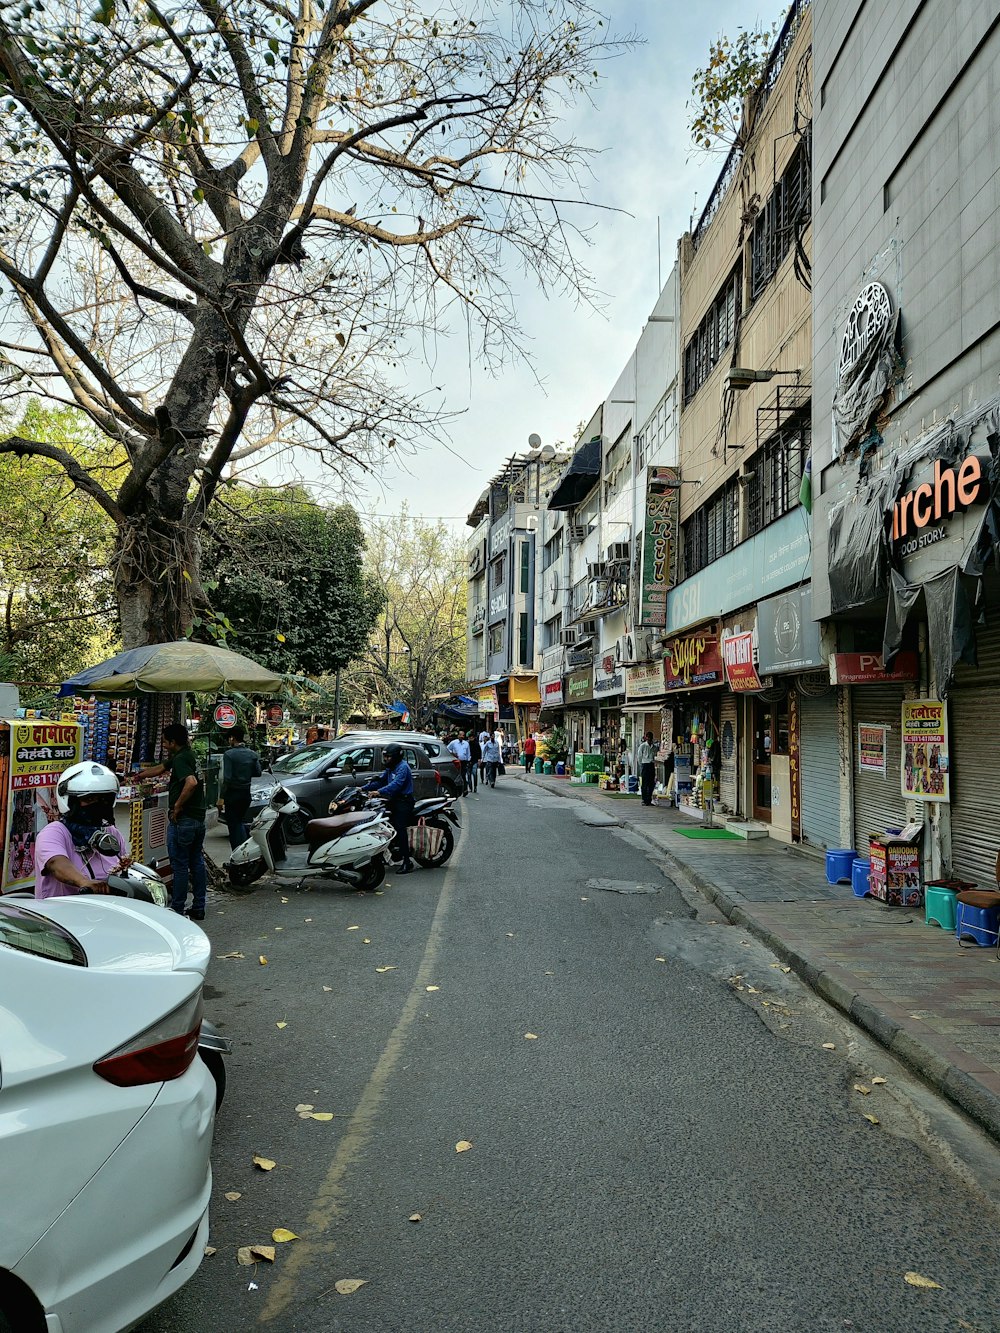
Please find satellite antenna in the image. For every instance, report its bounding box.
[539,444,556,462]
[527,432,542,448]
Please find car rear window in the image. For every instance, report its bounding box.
[0,902,87,966]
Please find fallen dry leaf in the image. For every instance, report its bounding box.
[305,918,313,923]
[280,896,288,903]
[294,1104,313,1113]
[217,951,245,960]
[872,1076,887,1085]
[253,1155,276,1171]
[306,1111,334,1121]
[363,938,371,944]
[335,1278,367,1296]
[426,985,440,992]
[274,926,284,932]
[854,1084,871,1095]
[237,1245,276,1266]
[225,1191,242,1201]
[271,1228,298,1243]
[747,986,760,994]
[822,1043,836,1050]
[375,965,397,973]
[347,926,360,931]
[524,1032,538,1040]
[259,955,268,966]
[322,986,333,992]
[455,1139,473,1153]
[409,1213,422,1223]
[863,1113,880,1125]
[204,1245,217,1257]
[654,956,666,963]
[781,966,791,973]
[505,932,514,937]
[904,1271,942,1290]
[580,896,589,901]
[276,1021,288,1030]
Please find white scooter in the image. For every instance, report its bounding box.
[227,784,396,892]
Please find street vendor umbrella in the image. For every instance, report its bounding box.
[58,641,285,697]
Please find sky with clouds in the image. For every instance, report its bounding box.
[346,1,790,530]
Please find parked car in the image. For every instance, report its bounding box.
[250,739,443,840]
[0,894,215,1333]
[337,730,464,795]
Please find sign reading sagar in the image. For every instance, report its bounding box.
[640,468,679,627]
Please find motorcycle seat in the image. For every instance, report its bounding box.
[306,810,376,850]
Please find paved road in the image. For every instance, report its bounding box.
[143,779,1000,1333]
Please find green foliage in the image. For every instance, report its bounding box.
[0,403,120,693]
[199,486,384,678]
[688,22,780,153]
[544,724,569,761]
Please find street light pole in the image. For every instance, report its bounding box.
[334,669,341,735]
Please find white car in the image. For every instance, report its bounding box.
[0,895,216,1332]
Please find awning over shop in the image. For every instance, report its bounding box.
[508,676,540,704]
[547,436,601,511]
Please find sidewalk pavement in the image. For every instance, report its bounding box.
[521,771,1000,1145]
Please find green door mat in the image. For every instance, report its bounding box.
[673,827,741,840]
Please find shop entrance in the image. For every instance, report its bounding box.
[751,694,790,822]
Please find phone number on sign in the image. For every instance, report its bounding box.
[12,773,57,790]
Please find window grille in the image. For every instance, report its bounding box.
[750,135,811,302]
[683,262,743,404]
[746,414,810,536]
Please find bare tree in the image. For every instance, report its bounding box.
[0,0,623,645]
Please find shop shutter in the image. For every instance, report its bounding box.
[948,615,1000,885]
[799,691,841,850]
[719,692,739,813]
[851,684,907,855]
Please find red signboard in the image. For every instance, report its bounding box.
[722,632,762,691]
[663,633,724,691]
[214,702,238,729]
[831,652,918,685]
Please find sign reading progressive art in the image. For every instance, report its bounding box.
[901,699,949,802]
[639,467,679,628]
[663,632,724,691]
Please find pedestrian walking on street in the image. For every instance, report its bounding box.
[137,723,208,920]
[482,735,501,787]
[467,732,481,792]
[523,732,536,774]
[216,726,262,850]
[447,730,473,795]
[637,731,658,807]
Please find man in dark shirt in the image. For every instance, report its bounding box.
[362,743,415,874]
[216,726,262,850]
[138,723,208,919]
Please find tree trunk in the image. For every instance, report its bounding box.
[114,510,201,647]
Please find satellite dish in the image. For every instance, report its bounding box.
[527,432,542,449]
[548,570,559,605]
[539,444,556,462]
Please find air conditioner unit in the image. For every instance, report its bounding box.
[559,629,576,646]
[587,561,608,580]
[568,524,588,543]
[614,634,633,665]
[607,541,631,564]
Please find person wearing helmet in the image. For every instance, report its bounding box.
[33,761,128,899]
[362,742,415,874]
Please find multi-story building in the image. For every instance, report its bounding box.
[664,0,816,840]
[811,0,1000,883]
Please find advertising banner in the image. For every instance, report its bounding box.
[757,584,825,674]
[832,652,918,685]
[722,631,763,691]
[593,654,625,699]
[640,467,680,628]
[566,670,594,707]
[663,631,724,691]
[857,724,888,776]
[2,720,83,891]
[541,678,565,709]
[901,699,949,802]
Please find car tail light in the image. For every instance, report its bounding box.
[94,990,204,1087]
[435,770,441,785]
[451,758,461,770]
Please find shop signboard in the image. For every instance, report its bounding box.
[857,724,888,776]
[639,467,680,628]
[901,699,950,802]
[566,669,594,707]
[477,686,497,714]
[626,660,666,701]
[2,719,83,891]
[663,631,724,691]
[665,508,810,635]
[757,585,825,674]
[721,631,762,691]
[214,702,238,729]
[541,678,565,709]
[593,654,625,699]
[831,652,918,685]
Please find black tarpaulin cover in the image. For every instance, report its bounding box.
[833,309,900,456]
[547,435,601,511]
[882,567,977,696]
[827,478,891,613]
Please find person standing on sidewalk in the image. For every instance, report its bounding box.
[637,731,658,807]
[467,731,482,793]
[523,732,536,774]
[482,735,501,787]
[137,723,208,920]
[216,726,262,850]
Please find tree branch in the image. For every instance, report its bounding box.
[0,436,123,524]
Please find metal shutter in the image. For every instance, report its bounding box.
[852,684,908,855]
[948,615,1000,885]
[799,691,841,850]
[719,692,739,813]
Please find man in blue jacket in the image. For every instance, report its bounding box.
[363,743,415,874]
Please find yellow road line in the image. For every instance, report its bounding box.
[260,825,466,1323]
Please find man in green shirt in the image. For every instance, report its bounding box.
[138,723,208,919]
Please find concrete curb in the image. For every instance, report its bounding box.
[521,773,1000,1145]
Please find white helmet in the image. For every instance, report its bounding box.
[56,761,120,816]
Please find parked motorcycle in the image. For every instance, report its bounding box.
[227,785,395,892]
[334,788,461,869]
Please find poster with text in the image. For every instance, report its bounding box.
[857,724,888,776]
[901,699,949,802]
[2,720,83,891]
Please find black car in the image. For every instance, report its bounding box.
[249,740,441,841]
